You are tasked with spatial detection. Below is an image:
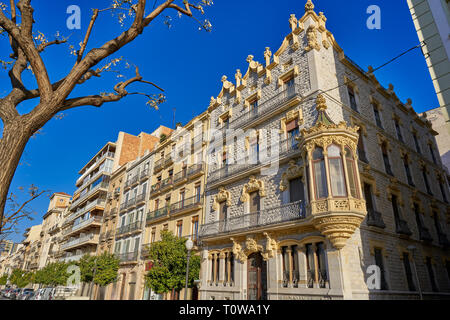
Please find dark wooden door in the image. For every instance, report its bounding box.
[289,177,304,202]
[247,253,267,300]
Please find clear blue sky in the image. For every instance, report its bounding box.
[1,0,439,243]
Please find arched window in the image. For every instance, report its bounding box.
[312,147,328,199]
[345,147,359,198]
[327,145,347,197]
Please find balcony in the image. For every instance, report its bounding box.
[65,216,103,236]
[147,207,169,223]
[187,164,204,179]
[438,232,449,248]
[153,159,163,173]
[115,221,144,237]
[110,207,118,218]
[127,197,136,209]
[170,195,203,216]
[192,133,204,150]
[395,219,412,236]
[140,169,150,181]
[164,155,173,167]
[136,193,146,205]
[366,209,386,229]
[173,170,187,186]
[418,226,433,242]
[208,138,300,185]
[160,177,173,191]
[141,243,151,259]
[227,87,299,131]
[120,202,128,213]
[117,251,139,264]
[71,181,109,210]
[61,233,98,250]
[151,182,161,196]
[200,201,306,238]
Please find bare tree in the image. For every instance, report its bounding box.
[0,185,49,240]
[0,0,212,234]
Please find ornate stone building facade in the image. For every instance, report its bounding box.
[198,1,450,300]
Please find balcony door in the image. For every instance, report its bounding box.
[247,252,267,300]
[289,177,304,203]
[249,191,260,227]
[219,202,228,232]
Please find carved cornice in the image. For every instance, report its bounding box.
[241,176,266,202]
[280,160,303,192]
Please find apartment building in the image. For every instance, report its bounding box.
[60,131,159,264]
[144,113,209,300]
[198,1,450,300]
[21,225,42,271]
[407,0,450,109]
[38,193,71,267]
[0,240,16,256]
[96,126,169,300]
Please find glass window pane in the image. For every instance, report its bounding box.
[314,160,328,199]
[329,158,347,197]
[346,159,358,198]
[328,145,340,158]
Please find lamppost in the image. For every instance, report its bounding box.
[184,237,193,300]
[407,245,423,300]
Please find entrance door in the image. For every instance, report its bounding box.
[249,192,260,227]
[247,253,267,300]
[119,273,126,300]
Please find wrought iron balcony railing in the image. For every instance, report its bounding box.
[173,170,187,184]
[208,137,300,184]
[116,221,144,237]
[200,201,306,237]
[418,226,433,242]
[160,177,173,190]
[227,87,298,130]
[395,219,412,236]
[136,193,146,204]
[170,195,203,215]
[147,207,169,222]
[140,169,150,180]
[153,159,163,172]
[187,164,204,177]
[117,251,139,263]
[366,209,386,229]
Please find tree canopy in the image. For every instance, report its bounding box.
[33,261,73,287]
[9,268,33,288]
[145,230,200,294]
[77,253,120,287]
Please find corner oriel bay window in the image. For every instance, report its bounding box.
[327,145,347,197]
[312,147,328,199]
[345,147,359,198]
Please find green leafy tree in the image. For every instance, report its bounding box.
[145,231,200,295]
[33,262,73,287]
[9,269,33,288]
[93,253,120,287]
[0,274,8,286]
[77,253,119,289]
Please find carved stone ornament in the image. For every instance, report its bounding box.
[261,232,278,260]
[289,14,298,32]
[305,0,315,12]
[305,25,320,52]
[312,215,365,250]
[232,234,279,263]
[212,187,232,211]
[280,161,303,192]
[240,176,266,202]
[231,238,247,263]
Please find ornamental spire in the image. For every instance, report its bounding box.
[315,94,334,125]
[305,0,315,12]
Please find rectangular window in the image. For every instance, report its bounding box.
[429,144,437,164]
[422,168,432,195]
[373,104,383,128]
[314,161,328,199]
[192,216,199,242]
[403,157,414,186]
[328,157,347,197]
[348,86,358,112]
[394,119,404,142]
[439,181,448,203]
[357,129,368,163]
[176,220,183,238]
[391,195,401,229]
[425,257,438,292]
[374,248,388,290]
[402,252,415,291]
[286,78,295,97]
[381,143,393,176]
[413,133,421,154]
[151,228,156,243]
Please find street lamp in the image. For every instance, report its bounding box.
[184,237,194,301]
[407,245,423,300]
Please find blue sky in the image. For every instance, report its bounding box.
[1,0,439,243]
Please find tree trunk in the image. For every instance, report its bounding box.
[0,118,33,234]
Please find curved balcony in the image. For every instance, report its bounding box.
[117,251,139,264]
[61,233,99,251]
[200,201,306,238]
[187,164,204,179]
[64,216,103,236]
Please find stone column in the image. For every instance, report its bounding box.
[297,245,308,288]
[219,252,226,286]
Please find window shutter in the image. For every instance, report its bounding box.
[286,119,298,132]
